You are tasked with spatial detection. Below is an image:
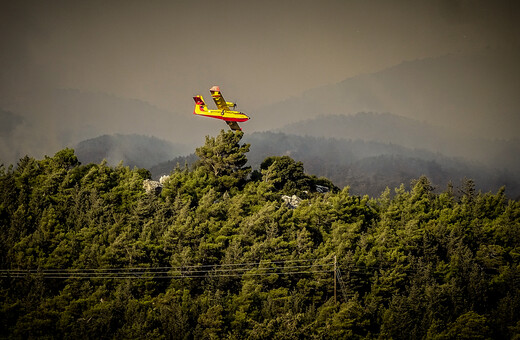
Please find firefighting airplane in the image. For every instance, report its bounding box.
[193,86,250,131]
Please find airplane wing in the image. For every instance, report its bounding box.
[210,86,230,111]
[226,121,242,131]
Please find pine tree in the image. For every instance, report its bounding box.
[195,130,251,191]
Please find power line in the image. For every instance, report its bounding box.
[1,258,324,272]
[1,269,332,279]
[1,263,332,274]
[0,262,332,274]
[4,270,334,280]
[2,257,433,281]
[0,259,334,280]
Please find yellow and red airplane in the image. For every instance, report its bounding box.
[193,86,250,131]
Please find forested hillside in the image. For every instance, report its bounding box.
[1,131,519,339]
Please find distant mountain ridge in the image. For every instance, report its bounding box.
[281,112,520,173]
[253,48,520,139]
[284,112,446,144]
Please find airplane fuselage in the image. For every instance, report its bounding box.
[193,95,249,122]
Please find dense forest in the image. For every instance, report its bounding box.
[1,130,519,339]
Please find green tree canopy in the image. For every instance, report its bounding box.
[1,140,519,339]
[260,156,312,195]
[195,130,251,191]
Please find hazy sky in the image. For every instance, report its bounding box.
[2,0,518,113]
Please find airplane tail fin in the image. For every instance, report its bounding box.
[193,95,208,114]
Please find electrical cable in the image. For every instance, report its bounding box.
[1,258,436,280]
[0,259,335,279]
[13,270,334,280]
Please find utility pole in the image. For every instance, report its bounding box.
[334,255,337,304]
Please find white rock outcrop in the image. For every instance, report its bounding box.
[281,195,302,209]
[143,179,162,195]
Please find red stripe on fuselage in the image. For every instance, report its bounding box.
[222,116,249,122]
[193,111,249,122]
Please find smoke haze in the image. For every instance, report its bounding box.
[1,0,519,166]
